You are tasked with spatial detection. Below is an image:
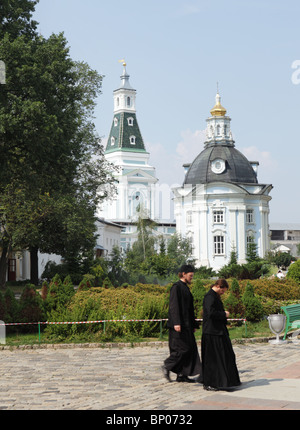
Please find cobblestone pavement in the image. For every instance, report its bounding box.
[0,340,300,410]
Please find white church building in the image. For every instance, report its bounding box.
[97,63,176,252]
[172,93,273,271]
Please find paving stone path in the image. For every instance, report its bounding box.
[0,340,300,410]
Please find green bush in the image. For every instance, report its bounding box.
[242,282,264,322]
[237,278,300,300]
[191,278,208,318]
[17,285,45,326]
[286,260,300,283]
[44,284,169,340]
[4,288,19,323]
[223,278,245,318]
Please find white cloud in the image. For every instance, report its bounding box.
[177,2,203,16]
[146,128,206,188]
[241,146,277,168]
[176,128,206,162]
[240,146,278,183]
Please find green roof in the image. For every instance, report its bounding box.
[105,112,146,154]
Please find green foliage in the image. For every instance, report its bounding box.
[166,233,195,269]
[44,284,169,341]
[106,246,128,286]
[18,284,45,323]
[42,274,75,314]
[286,260,300,283]
[237,277,300,300]
[223,278,245,318]
[191,278,207,318]
[0,4,116,286]
[273,252,293,269]
[194,266,216,278]
[242,282,264,322]
[4,288,19,323]
[0,291,6,321]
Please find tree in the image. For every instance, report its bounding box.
[167,233,195,269]
[107,245,129,286]
[0,8,116,286]
[286,260,300,284]
[0,0,39,40]
[242,282,264,322]
[124,205,157,273]
[273,252,293,269]
[223,278,245,318]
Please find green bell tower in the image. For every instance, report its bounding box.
[105,61,146,155]
[99,62,160,251]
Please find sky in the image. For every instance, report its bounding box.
[33,0,300,224]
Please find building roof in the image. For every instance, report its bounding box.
[97,218,124,229]
[270,223,300,231]
[105,112,146,154]
[184,143,258,186]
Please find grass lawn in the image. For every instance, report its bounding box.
[2,319,274,347]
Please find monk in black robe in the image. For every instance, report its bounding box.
[162,264,202,383]
[201,279,240,391]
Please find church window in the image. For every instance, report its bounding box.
[111,137,115,146]
[127,117,134,126]
[224,125,227,135]
[130,136,136,145]
[117,98,119,106]
[217,125,221,136]
[214,236,224,255]
[186,211,192,224]
[127,96,131,106]
[246,233,255,245]
[213,210,224,223]
[114,117,118,126]
[246,209,254,223]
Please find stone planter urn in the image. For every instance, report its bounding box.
[267,314,287,344]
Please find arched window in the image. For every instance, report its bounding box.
[127,96,131,107]
[217,125,221,136]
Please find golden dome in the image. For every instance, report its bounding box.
[210,93,227,117]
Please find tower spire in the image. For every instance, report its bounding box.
[210,89,227,117]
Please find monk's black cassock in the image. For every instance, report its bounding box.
[164,280,202,377]
[201,288,240,389]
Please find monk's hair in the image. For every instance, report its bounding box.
[211,279,229,289]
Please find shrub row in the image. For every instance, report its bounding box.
[2,275,299,339]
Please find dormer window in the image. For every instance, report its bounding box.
[114,117,118,126]
[111,137,115,146]
[127,117,134,126]
[130,136,136,145]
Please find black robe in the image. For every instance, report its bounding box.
[164,280,202,377]
[201,288,240,389]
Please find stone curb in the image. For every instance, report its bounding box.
[0,336,277,351]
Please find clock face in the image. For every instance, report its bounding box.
[211,158,225,174]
